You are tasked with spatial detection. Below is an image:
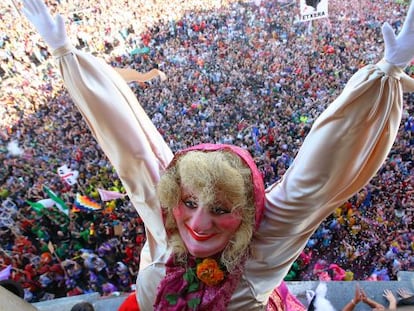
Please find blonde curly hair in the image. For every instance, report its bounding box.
[157,150,256,272]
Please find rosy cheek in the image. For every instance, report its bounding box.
[173,206,183,219]
[173,204,189,222]
[216,215,242,232]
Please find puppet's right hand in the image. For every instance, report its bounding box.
[382,0,414,68]
[22,0,69,50]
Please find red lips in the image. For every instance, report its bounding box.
[185,224,216,241]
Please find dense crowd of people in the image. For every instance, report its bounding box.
[0,0,413,303]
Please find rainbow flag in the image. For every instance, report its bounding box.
[74,193,102,212]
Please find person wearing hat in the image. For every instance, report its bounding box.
[21,0,414,310]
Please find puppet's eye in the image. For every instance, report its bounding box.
[184,199,197,209]
[211,206,230,215]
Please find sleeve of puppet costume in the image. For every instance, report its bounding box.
[52,44,174,264]
[246,60,414,297]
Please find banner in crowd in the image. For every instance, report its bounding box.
[74,193,102,212]
[57,164,79,186]
[299,0,329,22]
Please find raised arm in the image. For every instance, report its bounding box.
[342,283,362,311]
[383,289,397,310]
[22,0,174,262]
[264,0,414,236]
[248,1,414,293]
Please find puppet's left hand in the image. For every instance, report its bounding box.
[22,0,69,50]
[382,0,414,68]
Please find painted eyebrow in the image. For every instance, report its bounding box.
[182,194,197,202]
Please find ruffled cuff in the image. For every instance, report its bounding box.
[377,59,414,92]
[52,43,74,58]
[377,59,404,79]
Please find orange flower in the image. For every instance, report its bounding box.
[196,258,225,286]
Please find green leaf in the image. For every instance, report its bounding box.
[187,280,199,293]
[165,294,178,305]
[183,268,196,283]
[188,297,201,309]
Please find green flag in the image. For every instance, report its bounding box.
[26,200,45,214]
[43,185,70,216]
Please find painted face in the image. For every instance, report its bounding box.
[173,186,242,258]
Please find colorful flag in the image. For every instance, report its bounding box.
[97,188,127,201]
[74,193,102,212]
[43,185,70,215]
[26,199,53,213]
[299,0,328,22]
[26,198,69,217]
[71,205,81,213]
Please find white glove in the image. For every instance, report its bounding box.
[382,0,414,68]
[22,0,69,50]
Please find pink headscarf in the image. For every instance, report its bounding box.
[169,143,265,230]
[155,144,266,310]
